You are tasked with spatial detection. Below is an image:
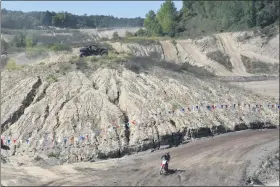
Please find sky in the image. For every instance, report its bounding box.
[1,1,183,18]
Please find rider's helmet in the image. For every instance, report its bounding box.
[166,152,170,156]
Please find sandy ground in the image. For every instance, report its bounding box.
[216,33,249,76]
[1,129,279,186]
[230,79,279,99]
[176,40,233,76]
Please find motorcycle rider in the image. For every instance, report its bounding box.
[161,152,171,171]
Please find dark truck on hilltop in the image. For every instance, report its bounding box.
[79,44,108,57]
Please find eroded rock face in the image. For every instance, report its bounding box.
[1,64,279,162]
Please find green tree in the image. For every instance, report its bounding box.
[144,10,162,36]
[156,0,177,36]
[11,32,27,48]
[112,31,120,40]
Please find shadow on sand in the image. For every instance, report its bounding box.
[167,169,186,175]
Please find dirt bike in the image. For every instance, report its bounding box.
[160,160,168,175]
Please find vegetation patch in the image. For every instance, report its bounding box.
[47,151,60,159]
[206,50,233,71]
[46,74,59,83]
[241,55,279,74]
[5,59,24,71]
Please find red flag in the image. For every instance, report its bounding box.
[13,139,16,143]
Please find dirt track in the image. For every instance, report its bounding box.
[1,129,279,186]
[217,33,249,76]
[230,79,279,99]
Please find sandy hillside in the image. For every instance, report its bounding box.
[1,53,279,164]
[109,31,279,77]
[1,27,279,187]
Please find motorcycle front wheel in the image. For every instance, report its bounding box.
[160,166,164,175]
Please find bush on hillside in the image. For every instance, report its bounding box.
[125,31,133,37]
[134,28,147,37]
[112,31,121,41]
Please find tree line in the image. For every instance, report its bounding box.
[1,9,144,29]
[1,0,279,37]
[143,0,279,37]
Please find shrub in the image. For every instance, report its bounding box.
[112,31,120,41]
[47,152,60,159]
[134,28,147,37]
[34,155,43,161]
[10,32,27,48]
[171,39,177,46]
[125,31,133,37]
[46,74,58,83]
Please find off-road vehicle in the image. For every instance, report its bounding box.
[79,45,108,57]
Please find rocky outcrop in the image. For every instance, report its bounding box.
[1,63,279,162]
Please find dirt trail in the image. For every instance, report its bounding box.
[230,79,279,99]
[1,129,278,186]
[216,33,249,76]
[159,40,179,63]
[176,40,233,76]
